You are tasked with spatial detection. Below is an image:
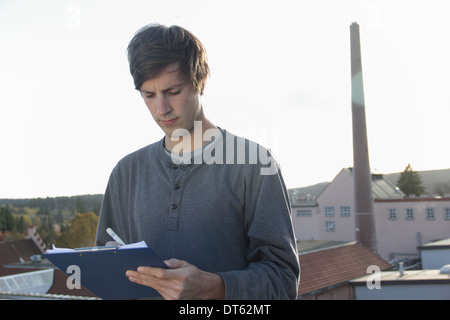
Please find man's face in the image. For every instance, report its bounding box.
[139,63,203,143]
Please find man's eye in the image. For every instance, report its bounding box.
[169,90,181,96]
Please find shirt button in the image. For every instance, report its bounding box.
[174,184,181,190]
[171,204,178,210]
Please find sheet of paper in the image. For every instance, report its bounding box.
[119,241,147,250]
[45,241,148,254]
[46,245,76,253]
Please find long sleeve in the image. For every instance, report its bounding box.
[95,166,127,246]
[218,160,300,300]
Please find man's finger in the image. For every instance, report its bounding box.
[163,258,189,269]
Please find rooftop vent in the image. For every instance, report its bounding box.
[439,264,450,274]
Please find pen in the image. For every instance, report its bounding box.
[106,227,126,245]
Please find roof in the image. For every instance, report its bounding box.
[0,239,42,276]
[298,241,392,297]
[0,290,98,300]
[2,260,98,298]
[289,168,405,206]
[0,239,98,299]
[297,240,349,253]
[374,196,450,203]
[343,168,404,199]
[0,269,54,294]
[371,173,404,199]
[350,269,450,286]
[418,238,450,251]
[47,267,97,298]
[288,183,327,207]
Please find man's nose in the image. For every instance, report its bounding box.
[156,95,172,115]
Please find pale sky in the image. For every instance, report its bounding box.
[1,0,449,198]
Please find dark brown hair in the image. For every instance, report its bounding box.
[127,23,209,93]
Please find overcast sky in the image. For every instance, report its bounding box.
[1,0,449,198]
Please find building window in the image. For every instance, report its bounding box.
[426,208,435,221]
[340,206,351,217]
[325,221,336,232]
[325,206,334,217]
[388,209,397,221]
[445,208,450,220]
[296,209,312,217]
[405,208,414,220]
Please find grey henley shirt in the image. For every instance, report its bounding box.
[95,128,300,299]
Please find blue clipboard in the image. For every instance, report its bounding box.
[43,246,168,300]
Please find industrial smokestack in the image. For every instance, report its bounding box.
[350,22,377,253]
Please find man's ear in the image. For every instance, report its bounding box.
[200,83,205,96]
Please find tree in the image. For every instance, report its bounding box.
[432,181,450,196]
[56,210,64,224]
[0,206,15,232]
[56,212,99,248]
[16,215,28,233]
[38,217,57,247]
[397,164,425,197]
[76,197,86,214]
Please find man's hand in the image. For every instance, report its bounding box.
[125,259,225,300]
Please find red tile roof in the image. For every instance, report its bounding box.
[0,239,42,276]
[47,269,97,298]
[298,242,392,296]
[1,239,97,298]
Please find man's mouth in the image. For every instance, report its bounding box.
[160,118,178,126]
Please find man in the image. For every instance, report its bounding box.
[95,23,300,300]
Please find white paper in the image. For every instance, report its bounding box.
[45,244,76,253]
[45,241,148,254]
[118,241,148,250]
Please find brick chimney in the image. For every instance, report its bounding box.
[25,225,46,253]
[350,22,377,253]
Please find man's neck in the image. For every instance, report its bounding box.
[164,119,217,154]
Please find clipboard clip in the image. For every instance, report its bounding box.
[74,245,119,253]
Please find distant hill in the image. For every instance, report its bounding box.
[0,194,104,214]
[289,182,329,196]
[384,168,450,195]
[288,182,329,204]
